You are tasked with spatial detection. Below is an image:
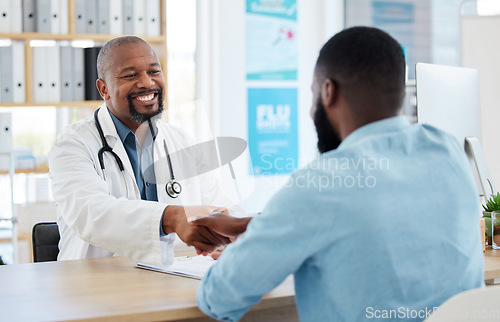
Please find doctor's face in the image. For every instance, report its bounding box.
[99,42,165,129]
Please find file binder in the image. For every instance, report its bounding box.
[0,0,10,33]
[122,0,134,35]
[22,0,36,32]
[146,0,160,37]
[12,41,25,103]
[84,47,101,101]
[133,0,146,35]
[36,0,51,33]
[59,0,68,34]
[10,0,23,33]
[109,0,122,35]
[60,46,73,102]
[46,45,61,102]
[84,0,97,34]
[50,0,61,34]
[72,47,84,101]
[32,46,48,102]
[0,46,13,103]
[97,0,109,34]
[74,0,85,33]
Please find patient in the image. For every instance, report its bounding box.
[192,26,484,321]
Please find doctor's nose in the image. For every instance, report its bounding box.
[137,73,155,88]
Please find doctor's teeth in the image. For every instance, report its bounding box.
[136,93,155,101]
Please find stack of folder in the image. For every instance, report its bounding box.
[0,0,161,36]
[74,0,161,36]
[0,0,69,34]
[31,45,102,103]
[0,42,25,103]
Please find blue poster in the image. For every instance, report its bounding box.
[248,88,298,175]
[246,0,298,81]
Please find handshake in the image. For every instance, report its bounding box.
[161,206,251,258]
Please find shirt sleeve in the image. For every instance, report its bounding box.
[196,174,321,321]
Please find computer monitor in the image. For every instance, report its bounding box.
[415,63,496,201]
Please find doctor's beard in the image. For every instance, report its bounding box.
[313,97,342,154]
[127,89,164,124]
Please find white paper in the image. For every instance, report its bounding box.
[137,255,216,280]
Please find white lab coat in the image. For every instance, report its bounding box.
[48,105,241,266]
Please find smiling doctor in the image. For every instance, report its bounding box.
[48,36,241,266]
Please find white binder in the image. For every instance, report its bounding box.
[72,47,84,101]
[122,0,134,35]
[50,0,61,34]
[46,45,61,102]
[0,46,13,103]
[22,0,36,32]
[60,46,73,102]
[12,41,25,103]
[133,0,146,35]
[0,0,11,33]
[146,0,160,37]
[36,0,51,33]
[84,0,97,34]
[32,46,48,102]
[59,0,68,34]
[74,0,85,33]
[109,0,122,35]
[97,0,109,34]
[10,0,23,33]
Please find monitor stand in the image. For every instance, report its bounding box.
[465,137,496,205]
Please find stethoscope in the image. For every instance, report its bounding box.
[93,108,182,198]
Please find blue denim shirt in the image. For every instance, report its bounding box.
[197,116,484,321]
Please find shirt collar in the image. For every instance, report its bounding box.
[107,109,134,144]
[337,115,411,149]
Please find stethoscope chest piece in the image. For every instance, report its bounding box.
[166,180,182,198]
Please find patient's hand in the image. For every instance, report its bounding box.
[189,213,252,257]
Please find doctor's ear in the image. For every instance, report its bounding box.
[96,78,110,100]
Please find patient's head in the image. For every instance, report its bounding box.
[311,27,406,153]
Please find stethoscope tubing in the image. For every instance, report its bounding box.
[93,107,182,198]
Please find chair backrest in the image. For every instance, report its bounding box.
[32,222,60,262]
[425,286,500,321]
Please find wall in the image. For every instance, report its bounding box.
[196,0,344,213]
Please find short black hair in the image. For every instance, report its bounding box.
[96,36,152,80]
[315,26,406,117]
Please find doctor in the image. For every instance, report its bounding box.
[48,36,241,266]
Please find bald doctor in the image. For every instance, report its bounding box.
[48,36,242,266]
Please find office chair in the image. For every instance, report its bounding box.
[32,222,60,262]
[425,286,500,321]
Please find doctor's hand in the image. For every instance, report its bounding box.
[162,206,231,253]
[188,212,251,239]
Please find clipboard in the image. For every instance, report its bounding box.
[137,255,216,280]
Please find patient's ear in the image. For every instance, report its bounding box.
[321,78,337,109]
[321,78,337,108]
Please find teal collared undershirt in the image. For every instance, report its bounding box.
[108,110,169,236]
[108,109,158,202]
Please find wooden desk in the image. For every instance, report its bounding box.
[0,256,297,321]
[484,247,500,281]
[1,250,499,321]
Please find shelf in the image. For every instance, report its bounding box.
[0,164,49,175]
[0,101,103,108]
[0,33,165,44]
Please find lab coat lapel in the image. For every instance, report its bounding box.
[97,105,140,198]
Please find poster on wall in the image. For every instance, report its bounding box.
[245,0,298,81]
[248,88,298,176]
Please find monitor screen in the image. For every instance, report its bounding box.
[415,63,482,147]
